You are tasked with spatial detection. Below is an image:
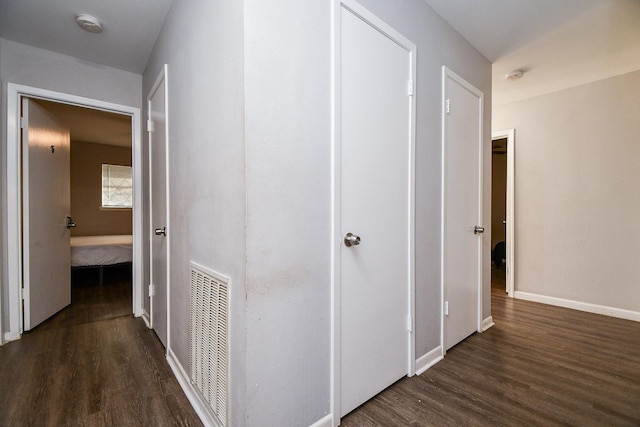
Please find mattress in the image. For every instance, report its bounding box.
[70,235,133,267]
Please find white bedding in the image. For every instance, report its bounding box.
[70,235,133,267]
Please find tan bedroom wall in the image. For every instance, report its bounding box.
[70,140,132,236]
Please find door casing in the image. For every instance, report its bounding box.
[331,0,417,422]
[4,83,143,341]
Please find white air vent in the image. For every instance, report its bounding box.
[190,262,229,426]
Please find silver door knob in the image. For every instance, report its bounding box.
[474,226,485,234]
[154,227,166,236]
[344,232,361,247]
[66,216,76,229]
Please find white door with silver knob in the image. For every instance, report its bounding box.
[442,67,484,351]
[338,2,415,417]
[22,98,72,330]
[149,66,170,348]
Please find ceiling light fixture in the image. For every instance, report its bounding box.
[76,14,103,34]
[505,70,524,81]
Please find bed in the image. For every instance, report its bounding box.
[71,235,133,284]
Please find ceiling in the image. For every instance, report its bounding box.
[1,0,638,109]
[423,0,640,106]
[35,99,132,148]
[0,0,173,74]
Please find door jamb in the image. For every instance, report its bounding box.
[4,83,143,341]
[492,129,515,297]
[331,1,417,423]
[440,67,485,354]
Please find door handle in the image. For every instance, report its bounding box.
[66,216,76,229]
[344,232,361,247]
[154,227,167,236]
[474,226,485,234]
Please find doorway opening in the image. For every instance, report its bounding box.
[4,83,143,341]
[491,129,515,297]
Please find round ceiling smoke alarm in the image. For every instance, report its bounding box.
[505,70,524,81]
[76,14,103,33]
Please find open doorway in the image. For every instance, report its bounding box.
[491,137,507,292]
[491,129,515,297]
[28,99,133,330]
[4,83,143,340]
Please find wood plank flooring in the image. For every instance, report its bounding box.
[0,266,202,426]
[342,267,640,426]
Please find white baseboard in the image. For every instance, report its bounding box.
[482,316,495,331]
[414,345,443,376]
[309,414,333,427]
[166,347,221,427]
[514,291,640,322]
[141,310,151,328]
[3,331,21,344]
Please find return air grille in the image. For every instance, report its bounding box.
[190,262,229,425]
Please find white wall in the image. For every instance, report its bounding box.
[148,0,490,425]
[243,1,331,425]
[0,38,142,335]
[493,70,640,314]
[142,1,247,425]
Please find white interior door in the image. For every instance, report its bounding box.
[442,68,483,351]
[149,67,169,348]
[22,98,71,331]
[339,3,415,417]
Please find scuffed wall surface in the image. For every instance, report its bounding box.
[142,0,247,424]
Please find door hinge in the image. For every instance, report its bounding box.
[407,79,414,96]
[445,99,451,114]
[444,301,449,316]
[149,284,156,297]
[20,117,26,129]
[147,119,155,133]
[407,314,413,333]
[20,287,25,300]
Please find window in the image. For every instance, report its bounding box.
[102,164,132,208]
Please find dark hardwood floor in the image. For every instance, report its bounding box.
[342,267,640,426]
[0,266,202,426]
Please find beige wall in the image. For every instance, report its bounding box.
[70,141,132,236]
[493,69,640,313]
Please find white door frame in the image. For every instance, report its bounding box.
[4,83,143,341]
[331,0,416,423]
[147,64,171,348]
[440,67,484,353]
[492,129,515,297]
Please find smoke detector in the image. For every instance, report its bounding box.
[76,14,103,34]
[505,70,524,81]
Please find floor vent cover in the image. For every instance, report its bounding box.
[190,262,229,426]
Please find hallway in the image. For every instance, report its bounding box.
[342,267,640,426]
[0,267,201,426]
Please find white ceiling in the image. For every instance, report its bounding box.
[0,0,173,74]
[1,0,637,108]
[423,0,640,106]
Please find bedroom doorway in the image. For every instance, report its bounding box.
[4,83,143,339]
[491,129,515,297]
